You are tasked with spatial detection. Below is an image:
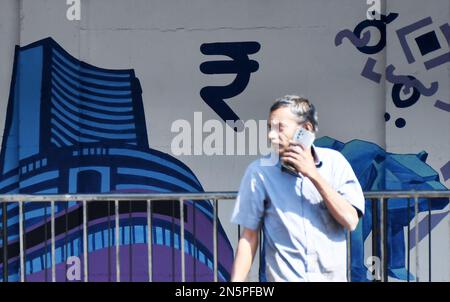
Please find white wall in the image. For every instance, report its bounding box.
[0,0,448,281]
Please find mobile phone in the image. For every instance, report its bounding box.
[281,127,315,175]
[292,127,315,149]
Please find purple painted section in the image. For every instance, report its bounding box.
[440,161,450,181]
[361,57,382,83]
[424,23,450,70]
[424,53,450,70]
[408,211,449,248]
[385,64,438,96]
[334,29,371,47]
[6,200,234,281]
[25,244,216,282]
[435,100,450,113]
[396,17,433,64]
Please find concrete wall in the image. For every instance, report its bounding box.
[0,0,448,281]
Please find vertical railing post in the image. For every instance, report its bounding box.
[192,200,197,282]
[64,203,69,282]
[147,199,152,282]
[128,201,132,282]
[179,198,185,282]
[407,198,411,282]
[379,197,384,282]
[82,200,88,282]
[19,201,25,282]
[371,198,378,281]
[428,198,431,282]
[107,201,111,282]
[347,230,351,282]
[414,195,419,282]
[44,205,48,281]
[51,201,56,282]
[380,197,388,282]
[213,199,218,282]
[2,202,7,282]
[115,200,120,282]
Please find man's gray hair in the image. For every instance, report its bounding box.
[270,95,319,132]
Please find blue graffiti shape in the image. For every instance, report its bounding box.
[335,29,371,48]
[200,42,260,130]
[391,76,420,110]
[314,137,449,282]
[397,17,450,70]
[424,23,450,70]
[336,13,449,131]
[361,58,382,83]
[335,13,398,54]
[441,161,450,181]
[397,17,434,64]
[386,65,439,97]
[434,100,450,113]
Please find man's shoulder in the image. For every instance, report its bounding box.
[315,146,343,158]
[315,146,350,165]
[244,156,279,173]
[246,157,270,170]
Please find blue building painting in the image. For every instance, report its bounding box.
[0,38,234,282]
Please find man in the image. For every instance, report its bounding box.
[230,95,365,282]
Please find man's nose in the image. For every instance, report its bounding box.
[268,129,278,141]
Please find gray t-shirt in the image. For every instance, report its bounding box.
[230,146,365,281]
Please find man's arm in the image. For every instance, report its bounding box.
[308,173,359,231]
[282,144,359,231]
[230,228,259,282]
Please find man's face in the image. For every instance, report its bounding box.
[267,107,301,155]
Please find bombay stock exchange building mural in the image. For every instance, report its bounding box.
[0,38,234,282]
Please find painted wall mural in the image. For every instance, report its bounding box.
[0,2,448,283]
[315,137,448,281]
[0,38,234,281]
[331,12,450,280]
[200,41,260,128]
[335,12,450,182]
[335,13,450,124]
[256,136,448,282]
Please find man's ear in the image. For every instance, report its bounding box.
[304,122,314,132]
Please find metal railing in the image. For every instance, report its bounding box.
[0,191,449,282]
[363,191,450,282]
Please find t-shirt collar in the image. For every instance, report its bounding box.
[311,144,323,168]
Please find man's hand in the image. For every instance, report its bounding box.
[281,142,318,179]
[282,143,360,231]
